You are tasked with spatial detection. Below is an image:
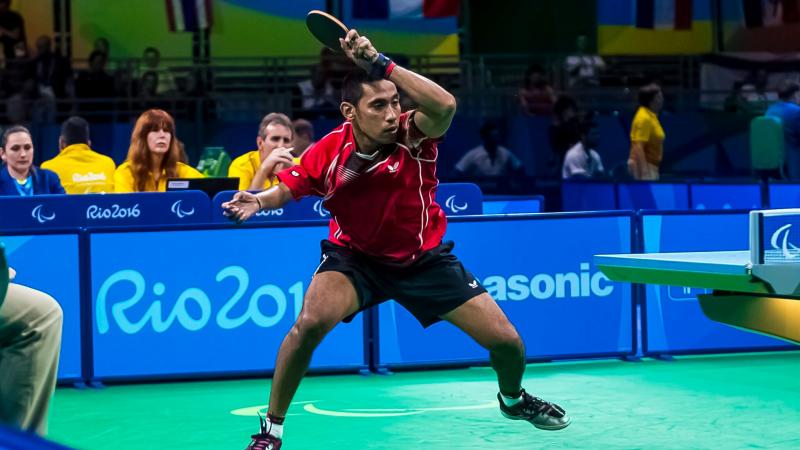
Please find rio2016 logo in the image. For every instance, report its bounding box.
[86,203,141,220]
[256,208,284,217]
[95,266,304,334]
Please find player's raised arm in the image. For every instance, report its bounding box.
[340,29,457,139]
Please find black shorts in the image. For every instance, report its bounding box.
[315,240,487,328]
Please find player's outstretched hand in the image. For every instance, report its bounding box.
[340,29,378,72]
[222,191,261,224]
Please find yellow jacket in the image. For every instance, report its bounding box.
[41,143,116,194]
[114,161,203,192]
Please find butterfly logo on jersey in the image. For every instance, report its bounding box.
[387,162,399,173]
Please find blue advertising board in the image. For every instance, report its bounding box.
[211,183,483,223]
[435,183,483,215]
[767,183,800,209]
[89,224,365,379]
[618,182,689,210]
[1,233,82,381]
[376,213,634,368]
[561,181,616,211]
[641,211,790,354]
[483,195,544,214]
[690,183,762,210]
[0,192,211,231]
[0,195,82,231]
[211,191,330,223]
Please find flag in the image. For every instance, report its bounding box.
[742,0,800,28]
[352,0,459,19]
[166,0,213,32]
[636,0,693,30]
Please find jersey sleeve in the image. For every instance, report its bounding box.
[276,138,331,200]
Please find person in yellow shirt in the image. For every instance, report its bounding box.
[228,112,297,190]
[41,116,116,194]
[628,83,665,180]
[114,109,202,192]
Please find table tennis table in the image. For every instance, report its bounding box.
[596,209,800,344]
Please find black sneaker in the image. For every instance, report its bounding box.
[498,389,571,430]
[245,415,283,450]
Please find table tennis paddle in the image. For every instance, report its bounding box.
[306,10,349,52]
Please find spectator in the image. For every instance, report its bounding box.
[0,0,26,61]
[766,80,800,179]
[75,50,115,115]
[564,33,605,88]
[31,35,73,100]
[6,78,55,124]
[518,64,557,116]
[562,113,605,179]
[454,120,524,178]
[628,83,665,180]
[41,116,116,193]
[139,46,176,95]
[548,95,580,169]
[292,118,315,157]
[0,262,63,436]
[0,125,65,196]
[228,112,297,190]
[293,64,339,118]
[114,109,202,192]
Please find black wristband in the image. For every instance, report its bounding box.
[370,53,393,79]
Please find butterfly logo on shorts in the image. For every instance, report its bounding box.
[468,280,478,289]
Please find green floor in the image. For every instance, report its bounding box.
[49,352,800,450]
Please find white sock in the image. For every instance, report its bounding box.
[501,392,522,407]
[267,421,284,439]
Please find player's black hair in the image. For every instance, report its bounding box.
[341,69,384,106]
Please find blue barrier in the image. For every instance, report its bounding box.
[618,182,689,210]
[483,195,544,214]
[690,183,762,210]
[435,183,483,215]
[0,424,73,450]
[211,190,330,222]
[768,182,800,209]
[0,192,212,231]
[640,210,791,355]
[375,212,635,368]
[0,195,84,230]
[88,223,365,380]
[2,231,82,381]
[211,183,483,222]
[562,180,616,211]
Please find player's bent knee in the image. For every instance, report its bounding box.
[291,312,338,346]
[488,327,524,357]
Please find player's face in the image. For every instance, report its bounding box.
[258,123,293,154]
[147,128,172,154]
[354,80,401,145]
[1,132,34,177]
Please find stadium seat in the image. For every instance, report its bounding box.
[196,146,232,177]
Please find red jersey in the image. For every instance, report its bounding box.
[276,111,447,263]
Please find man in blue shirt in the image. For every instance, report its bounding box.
[766,80,800,179]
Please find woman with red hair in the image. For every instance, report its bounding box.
[114,109,202,192]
